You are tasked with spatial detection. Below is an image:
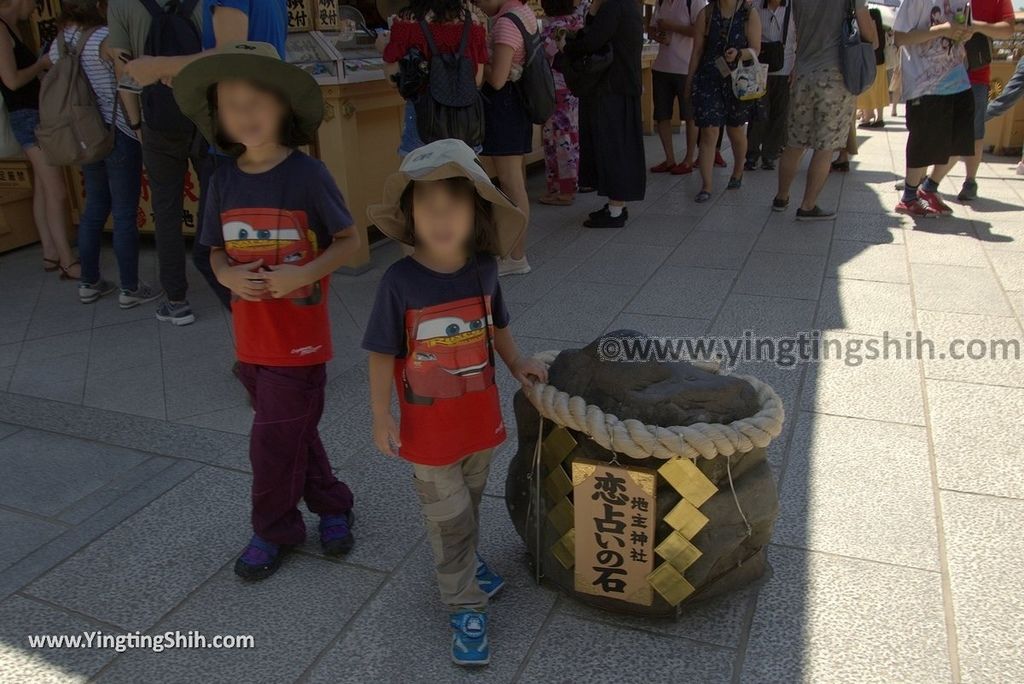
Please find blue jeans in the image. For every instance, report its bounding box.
[78,129,143,290]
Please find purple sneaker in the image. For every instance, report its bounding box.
[234,535,288,581]
[319,510,355,556]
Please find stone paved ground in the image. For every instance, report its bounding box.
[1,119,1023,683]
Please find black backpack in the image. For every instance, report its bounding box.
[414,14,485,148]
[500,12,555,124]
[139,0,202,133]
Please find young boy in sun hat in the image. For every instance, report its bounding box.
[172,42,360,580]
[363,138,547,666]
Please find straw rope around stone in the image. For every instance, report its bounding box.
[524,350,786,461]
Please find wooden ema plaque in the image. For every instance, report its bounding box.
[571,459,656,607]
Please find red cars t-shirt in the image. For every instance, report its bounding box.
[200,152,354,367]
[968,0,1015,85]
[362,256,509,466]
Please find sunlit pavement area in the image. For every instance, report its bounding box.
[1,118,1023,682]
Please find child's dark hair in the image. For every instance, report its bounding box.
[399,177,499,255]
[205,81,312,157]
[540,0,574,17]
[57,0,106,29]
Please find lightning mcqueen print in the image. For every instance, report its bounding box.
[221,207,322,304]
[402,296,496,404]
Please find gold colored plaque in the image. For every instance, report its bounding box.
[655,530,703,572]
[664,499,709,539]
[647,562,696,606]
[544,465,573,502]
[571,458,657,607]
[658,457,718,508]
[547,497,575,535]
[551,529,575,569]
[542,426,578,471]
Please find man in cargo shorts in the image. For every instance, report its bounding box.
[774,0,876,221]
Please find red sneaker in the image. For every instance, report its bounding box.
[895,197,940,217]
[650,160,674,173]
[917,188,953,215]
[714,151,728,168]
[670,162,694,175]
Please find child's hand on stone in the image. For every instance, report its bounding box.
[262,264,312,299]
[512,357,548,388]
[217,259,267,301]
[373,413,401,457]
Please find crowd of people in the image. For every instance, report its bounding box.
[1,0,1022,671]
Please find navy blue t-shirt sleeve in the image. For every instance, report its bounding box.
[362,271,407,356]
[486,257,510,328]
[199,172,224,249]
[312,160,355,237]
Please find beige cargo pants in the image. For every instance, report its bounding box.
[412,449,493,611]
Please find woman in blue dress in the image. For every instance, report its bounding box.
[688,0,761,202]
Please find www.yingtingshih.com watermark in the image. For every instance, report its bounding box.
[596,331,1022,369]
[25,630,255,653]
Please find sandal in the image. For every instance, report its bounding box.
[42,257,60,273]
[694,190,712,203]
[649,160,674,173]
[58,260,81,281]
[727,176,743,190]
[577,186,596,194]
[539,194,574,206]
[831,161,850,173]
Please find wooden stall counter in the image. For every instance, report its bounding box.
[316,77,405,269]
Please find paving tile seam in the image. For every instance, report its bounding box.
[799,407,927,428]
[293,530,429,684]
[936,487,1024,503]
[767,541,942,574]
[728,591,763,684]
[0,502,75,529]
[895,138,963,683]
[0,415,251,477]
[0,460,202,601]
[0,391,249,470]
[51,456,180,526]
[83,551,243,680]
[288,549,390,577]
[15,589,129,635]
[510,593,564,683]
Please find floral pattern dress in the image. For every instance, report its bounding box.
[542,2,589,196]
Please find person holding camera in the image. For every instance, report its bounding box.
[688,0,761,202]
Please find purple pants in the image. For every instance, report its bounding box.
[237,362,353,546]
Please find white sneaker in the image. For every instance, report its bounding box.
[498,256,531,277]
[1016,161,1024,176]
[119,281,163,309]
[79,279,117,304]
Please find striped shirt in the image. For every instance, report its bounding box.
[48,26,136,140]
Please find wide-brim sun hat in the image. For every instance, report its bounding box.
[172,42,323,151]
[368,139,527,258]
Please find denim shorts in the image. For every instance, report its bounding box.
[8,108,40,149]
[971,82,988,141]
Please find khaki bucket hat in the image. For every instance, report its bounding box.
[172,42,323,150]
[368,139,527,257]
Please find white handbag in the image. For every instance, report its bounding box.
[0,100,23,158]
[731,58,768,102]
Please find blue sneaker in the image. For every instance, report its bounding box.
[476,556,505,598]
[233,535,287,581]
[319,510,355,556]
[450,610,489,667]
